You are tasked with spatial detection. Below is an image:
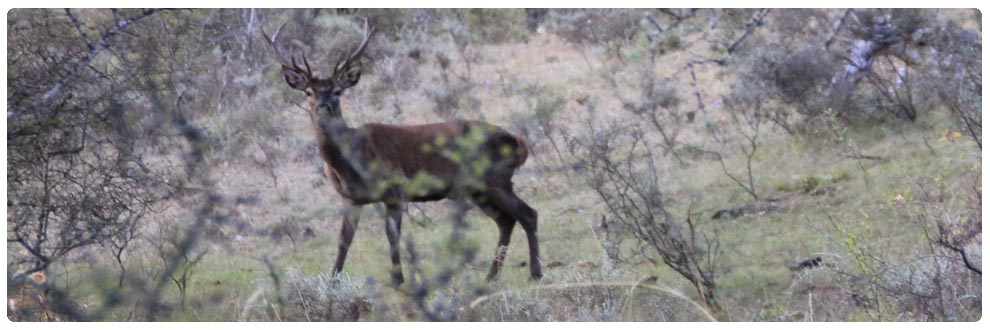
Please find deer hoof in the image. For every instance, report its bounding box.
[391,273,405,286]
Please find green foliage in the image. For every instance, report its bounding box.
[799,175,821,193]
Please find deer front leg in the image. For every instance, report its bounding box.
[384,203,404,285]
[332,205,363,278]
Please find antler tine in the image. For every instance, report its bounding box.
[261,23,291,66]
[334,17,375,76]
[301,51,313,77]
[288,51,314,78]
[263,22,311,78]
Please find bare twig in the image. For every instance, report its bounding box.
[11,9,170,117]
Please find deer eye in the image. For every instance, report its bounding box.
[305,90,313,96]
[333,90,342,97]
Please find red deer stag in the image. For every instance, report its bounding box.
[263,19,542,285]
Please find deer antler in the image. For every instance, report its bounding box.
[262,22,313,79]
[332,17,375,78]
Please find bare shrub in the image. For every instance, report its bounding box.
[911,176,982,275]
[7,9,171,284]
[774,47,839,110]
[152,223,210,309]
[876,177,981,321]
[769,9,831,45]
[930,20,982,148]
[819,175,982,321]
[567,115,721,312]
[707,96,767,201]
[425,77,479,120]
[520,83,568,167]
[702,62,776,200]
[364,55,419,115]
[548,9,642,60]
[459,9,529,43]
[619,71,685,161]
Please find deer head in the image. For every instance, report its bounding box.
[263,18,375,119]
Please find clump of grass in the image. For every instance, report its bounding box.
[464,278,718,321]
[800,175,821,193]
[282,271,375,321]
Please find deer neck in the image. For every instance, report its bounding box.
[310,110,370,188]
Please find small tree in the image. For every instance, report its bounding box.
[7,9,170,283]
[567,116,721,312]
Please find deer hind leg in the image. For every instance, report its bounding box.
[333,205,364,278]
[482,188,542,281]
[384,203,405,285]
[473,199,517,281]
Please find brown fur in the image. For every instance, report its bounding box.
[316,119,528,204]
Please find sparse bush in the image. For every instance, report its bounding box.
[621,72,685,159]
[283,272,374,321]
[521,84,568,167]
[769,9,831,45]
[774,47,839,110]
[930,20,982,148]
[153,223,210,309]
[364,55,420,115]
[818,175,982,321]
[596,57,686,163]
[703,71,772,200]
[459,9,529,43]
[743,9,969,129]
[425,77,479,120]
[704,9,771,54]
[548,9,643,59]
[7,8,171,285]
[567,115,722,312]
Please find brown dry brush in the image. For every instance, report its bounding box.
[867,176,982,321]
[702,91,767,201]
[566,115,721,313]
[906,177,981,320]
[7,9,176,320]
[7,8,170,285]
[818,175,981,321]
[6,8,262,321]
[929,18,982,149]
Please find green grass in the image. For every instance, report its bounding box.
[45,113,979,321]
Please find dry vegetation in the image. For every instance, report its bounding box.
[6,9,982,321]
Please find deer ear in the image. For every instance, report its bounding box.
[339,65,362,89]
[282,67,309,90]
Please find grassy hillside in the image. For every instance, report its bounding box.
[7,9,981,322]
